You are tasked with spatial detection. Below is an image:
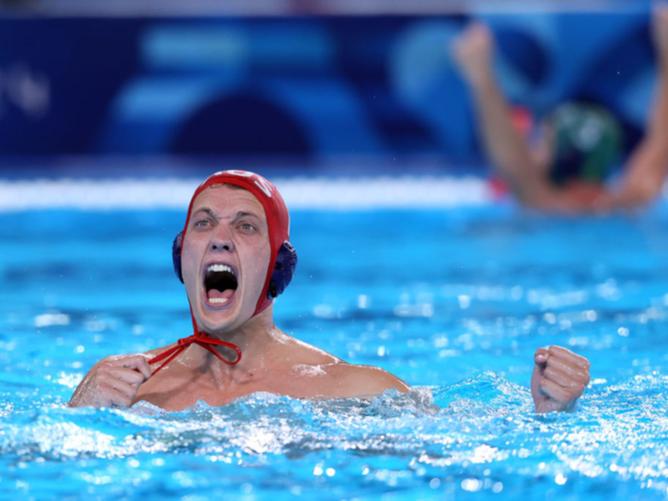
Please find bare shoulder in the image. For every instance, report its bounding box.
[272,333,409,398]
[325,362,410,397]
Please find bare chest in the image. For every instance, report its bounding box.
[134,365,340,411]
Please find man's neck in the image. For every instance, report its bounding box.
[188,306,278,380]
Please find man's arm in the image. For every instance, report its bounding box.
[603,6,668,210]
[451,23,558,208]
[531,346,590,413]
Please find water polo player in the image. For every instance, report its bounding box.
[68,170,409,410]
[69,170,589,412]
[452,6,668,213]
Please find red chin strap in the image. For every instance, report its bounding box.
[148,332,241,375]
[148,312,242,376]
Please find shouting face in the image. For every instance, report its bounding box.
[180,184,271,334]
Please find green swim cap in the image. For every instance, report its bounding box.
[548,102,623,185]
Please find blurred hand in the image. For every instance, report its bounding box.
[68,354,152,408]
[531,346,590,413]
[451,23,495,87]
[652,4,668,59]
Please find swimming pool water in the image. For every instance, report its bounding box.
[2,205,668,499]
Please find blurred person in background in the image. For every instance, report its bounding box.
[452,6,668,214]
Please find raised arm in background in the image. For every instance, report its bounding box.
[453,9,668,214]
[601,5,668,210]
[451,23,567,211]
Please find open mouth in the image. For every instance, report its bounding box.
[203,263,238,307]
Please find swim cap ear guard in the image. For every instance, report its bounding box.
[171,232,297,299]
[268,241,298,298]
[172,231,184,282]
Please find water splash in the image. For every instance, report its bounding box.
[2,373,668,498]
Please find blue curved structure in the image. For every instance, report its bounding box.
[0,9,657,172]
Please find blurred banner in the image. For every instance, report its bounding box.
[0,2,655,173]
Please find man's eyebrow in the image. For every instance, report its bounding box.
[232,211,263,223]
[191,208,263,223]
[191,207,217,219]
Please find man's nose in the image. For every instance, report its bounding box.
[209,236,234,252]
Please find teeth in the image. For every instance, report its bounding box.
[209,297,229,305]
[207,264,232,274]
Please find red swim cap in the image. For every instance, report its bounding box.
[181,170,291,316]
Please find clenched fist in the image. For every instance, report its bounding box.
[451,22,495,88]
[531,346,590,413]
[69,354,152,408]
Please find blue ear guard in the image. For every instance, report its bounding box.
[172,232,184,283]
[268,241,298,298]
[171,232,297,299]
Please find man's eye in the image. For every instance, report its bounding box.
[238,222,257,233]
[193,219,211,229]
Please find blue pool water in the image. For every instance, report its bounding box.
[2,203,668,499]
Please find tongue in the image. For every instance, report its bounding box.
[207,289,235,300]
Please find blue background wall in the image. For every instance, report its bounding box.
[0,10,657,172]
